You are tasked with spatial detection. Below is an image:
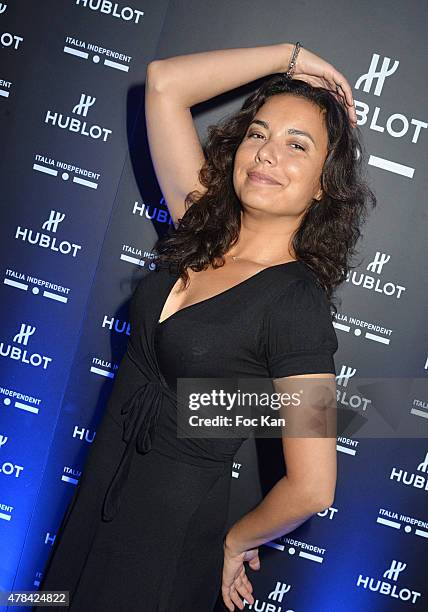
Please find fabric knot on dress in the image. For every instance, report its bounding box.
[102,379,174,522]
[122,381,162,453]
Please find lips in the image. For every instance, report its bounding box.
[247,171,281,185]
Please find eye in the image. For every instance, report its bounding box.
[291,142,306,151]
[247,131,264,139]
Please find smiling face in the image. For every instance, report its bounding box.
[233,93,329,217]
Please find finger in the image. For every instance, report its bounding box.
[248,555,261,570]
[332,71,354,108]
[335,84,354,119]
[233,568,254,602]
[324,75,344,100]
[335,84,349,107]
[230,586,245,610]
[335,89,356,125]
[236,588,254,607]
[333,87,347,107]
[239,566,253,588]
[326,80,357,126]
[235,575,255,605]
[333,75,357,125]
[221,586,235,611]
[234,570,254,593]
[243,574,254,591]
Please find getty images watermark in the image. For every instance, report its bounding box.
[176,377,428,439]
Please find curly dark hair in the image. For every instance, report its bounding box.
[152,75,376,316]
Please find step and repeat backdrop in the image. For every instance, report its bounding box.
[1,1,427,610]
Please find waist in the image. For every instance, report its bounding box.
[150,429,244,470]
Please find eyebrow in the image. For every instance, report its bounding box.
[249,119,316,147]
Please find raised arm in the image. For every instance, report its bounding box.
[144,43,294,227]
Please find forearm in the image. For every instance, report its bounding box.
[225,475,328,554]
[147,42,293,107]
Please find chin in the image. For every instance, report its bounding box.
[239,198,277,212]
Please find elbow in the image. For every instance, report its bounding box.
[299,482,335,514]
[314,496,335,513]
[146,60,170,94]
[310,489,335,513]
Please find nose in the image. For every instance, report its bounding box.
[255,140,278,165]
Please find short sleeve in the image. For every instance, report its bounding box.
[264,278,338,378]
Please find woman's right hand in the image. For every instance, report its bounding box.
[288,44,357,127]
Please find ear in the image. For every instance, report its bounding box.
[314,187,323,201]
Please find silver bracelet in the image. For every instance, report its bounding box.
[285,42,302,78]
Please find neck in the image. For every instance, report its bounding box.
[228,210,300,264]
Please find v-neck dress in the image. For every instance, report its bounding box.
[34,260,338,612]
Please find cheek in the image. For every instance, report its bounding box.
[233,149,250,182]
[287,158,319,181]
[234,145,250,166]
[284,159,301,175]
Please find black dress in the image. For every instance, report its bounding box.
[34,260,338,611]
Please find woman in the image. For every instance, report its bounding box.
[35,42,375,612]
